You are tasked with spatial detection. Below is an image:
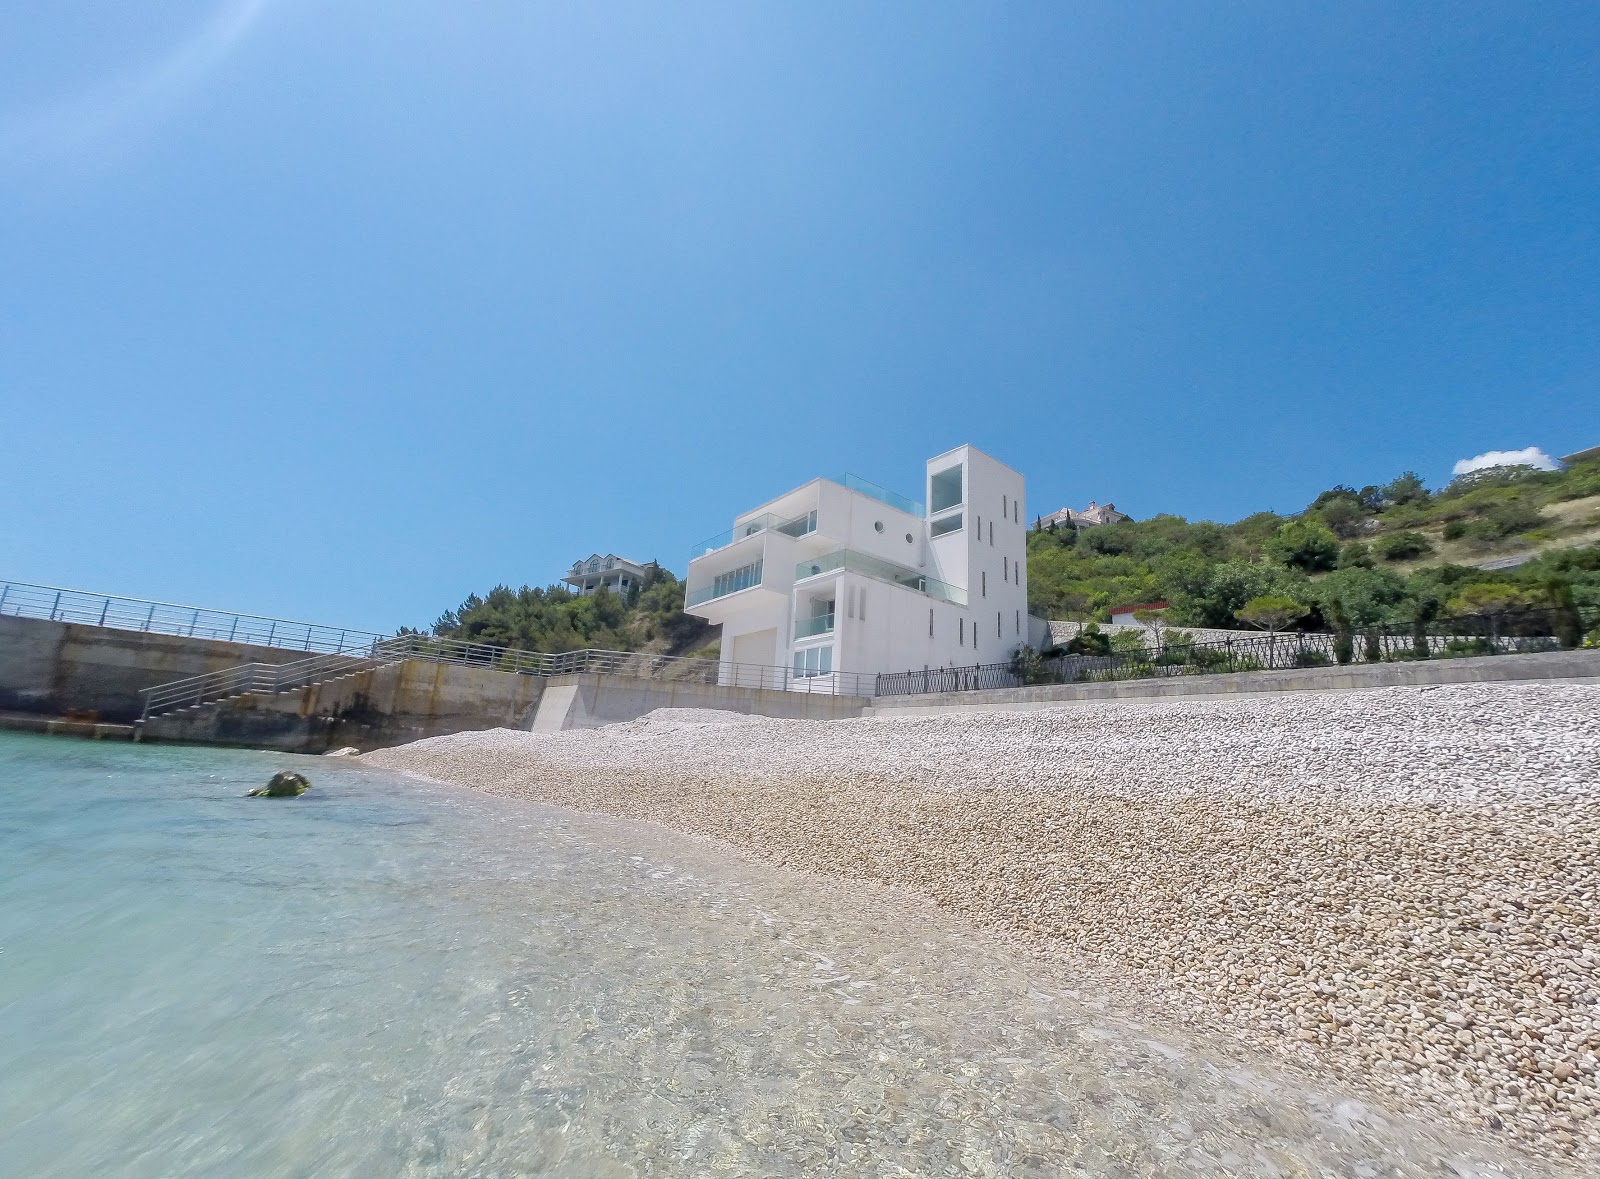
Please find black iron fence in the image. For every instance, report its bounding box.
[874,606,1599,697]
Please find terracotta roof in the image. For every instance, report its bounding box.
[1110,601,1170,614]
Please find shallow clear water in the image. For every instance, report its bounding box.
[0,732,1547,1178]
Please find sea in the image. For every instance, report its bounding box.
[0,731,1547,1178]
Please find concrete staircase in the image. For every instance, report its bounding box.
[137,648,406,728]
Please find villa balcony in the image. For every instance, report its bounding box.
[685,559,765,608]
[690,508,818,561]
[793,613,835,640]
[794,549,967,607]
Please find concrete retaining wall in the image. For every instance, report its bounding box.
[139,659,546,753]
[529,673,870,731]
[0,614,338,724]
[868,647,1600,716]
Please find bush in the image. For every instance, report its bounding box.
[1065,624,1111,656]
[1293,649,1333,668]
[1373,531,1434,562]
[1442,520,1468,541]
[1008,645,1057,685]
[1339,541,1374,569]
[1363,632,1383,662]
[1266,520,1341,573]
[1443,637,1493,657]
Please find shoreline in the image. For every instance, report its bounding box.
[364,681,1600,1166]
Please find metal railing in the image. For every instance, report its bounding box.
[0,580,383,655]
[874,605,1600,697]
[139,633,879,722]
[138,649,397,722]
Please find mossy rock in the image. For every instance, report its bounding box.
[247,771,311,798]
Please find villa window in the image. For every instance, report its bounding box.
[959,617,964,645]
[997,612,1001,638]
[859,589,867,621]
[989,520,994,546]
[928,608,934,637]
[930,513,962,538]
[982,571,987,598]
[930,464,963,514]
[793,645,833,678]
[1015,609,1021,635]
[1003,493,1008,516]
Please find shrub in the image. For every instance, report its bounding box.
[1266,520,1341,573]
[1373,531,1434,562]
[1363,632,1383,662]
[1008,645,1057,685]
[1065,624,1111,656]
[1339,541,1374,569]
[1442,520,1469,541]
[1443,637,1493,658]
[1293,649,1333,668]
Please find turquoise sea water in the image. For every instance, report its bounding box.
[0,733,1550,1178]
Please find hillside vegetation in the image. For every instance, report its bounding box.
[422,565,716,657]
[1027,458,1600,632]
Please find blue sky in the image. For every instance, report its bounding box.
[3,2,1596,633]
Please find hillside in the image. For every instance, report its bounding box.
[1027,458,1600,633]
[423,565,718,658]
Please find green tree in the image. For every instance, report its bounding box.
[1372,531,1434,562]
[1266,520,1341,573]
[1235,595,1308,665]
[1381,471,1429,506]
[1445,583,1540,647]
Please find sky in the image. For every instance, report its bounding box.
[2,2,1597,633]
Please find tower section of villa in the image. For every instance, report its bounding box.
[682,445,1027,691]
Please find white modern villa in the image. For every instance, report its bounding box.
[684,445,1028,691]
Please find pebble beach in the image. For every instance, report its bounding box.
[364,681,1600,1165]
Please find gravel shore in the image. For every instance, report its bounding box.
[364,681,1600,1163]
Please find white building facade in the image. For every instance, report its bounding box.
[564,554,651,596]
[683,445,1028,692]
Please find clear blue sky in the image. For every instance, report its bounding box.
[3,3,1596,633]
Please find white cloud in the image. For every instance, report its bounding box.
[1451,446,1560,477]
[0,0,271,163]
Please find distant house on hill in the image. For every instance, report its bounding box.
[1035,501,1130,531]
[564,554,651,597]
[1110,601,1169,626]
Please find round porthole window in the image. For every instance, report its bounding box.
[905,533,914,543]
[874,521,884,533]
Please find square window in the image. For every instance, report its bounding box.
[930,465,963,514]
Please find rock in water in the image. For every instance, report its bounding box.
[247,771,311,798]
[324,747,361,757]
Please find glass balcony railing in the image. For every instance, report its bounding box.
[685,559,765,607]
[832,473,924,518]
[793,550,967,606]
[794,613,835,640]
[690,509,817,560]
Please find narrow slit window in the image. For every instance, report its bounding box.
[859,589,866,622]
[1003,493,1008,516]
[997,612,1001,638]
[989,520,994,546]
[982,571,987,598]
[1015,609,1020,635]
[928,607,934,637]
[959,617,965,644]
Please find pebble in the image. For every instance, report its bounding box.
[366,682,1600,1164]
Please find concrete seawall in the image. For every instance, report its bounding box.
[0,614,337,724]
[868,646,1600,715]
[140,659,547,753]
